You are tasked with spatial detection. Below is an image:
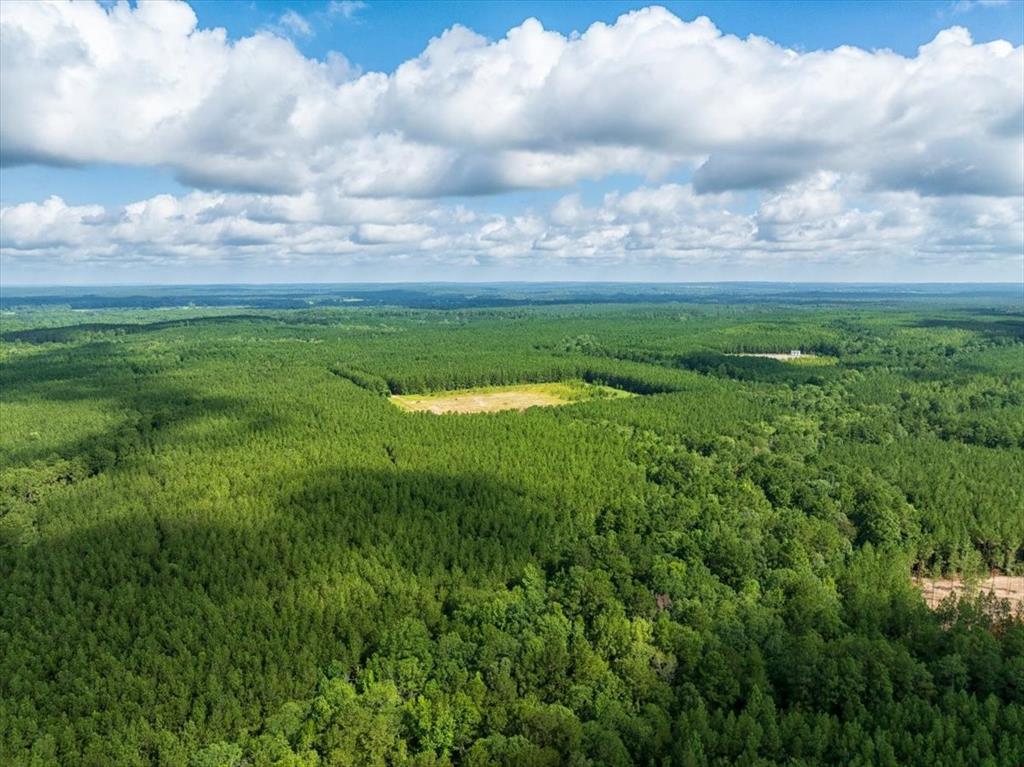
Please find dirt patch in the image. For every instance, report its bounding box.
[916,574,1024,612]
[391,381,631,414]
[394,390,567,414]
[726,352,818,361]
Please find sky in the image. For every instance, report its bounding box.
[0,0,1022,285]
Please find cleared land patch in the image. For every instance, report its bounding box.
[916,574,1024,612]
[726,352,837,365]
[391,380,633,414]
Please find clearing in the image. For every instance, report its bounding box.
[726,351,837,365]
[391,380,633,414]
[728,351,815,360]
[916,574,1024,612]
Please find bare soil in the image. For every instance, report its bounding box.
[916,574,1024,612]
[392,389,570,414]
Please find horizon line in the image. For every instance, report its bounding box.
[3,280,1022,290]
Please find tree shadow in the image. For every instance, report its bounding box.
[1,314,277,344]
[912,315,1024,343]
[1,463,557,762]
[0,339,281,466]
[669,351,838,385]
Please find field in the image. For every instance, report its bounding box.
[391,381,633,413]
[0,284,1022,767]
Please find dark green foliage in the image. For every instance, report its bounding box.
[1,294,1021,765]
[330,365,392,396]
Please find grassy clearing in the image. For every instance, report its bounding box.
[391,380,633,414]
[784,355,838,367]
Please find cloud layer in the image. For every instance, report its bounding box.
[1,1,1021,281]
[4,174,1020,281]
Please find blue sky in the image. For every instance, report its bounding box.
[195,0,1023,66]
[1,0,1021,283]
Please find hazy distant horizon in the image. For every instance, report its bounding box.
[4,280,1020,314]
[3,280,1022,290]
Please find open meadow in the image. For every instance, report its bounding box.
[390,381,633,414]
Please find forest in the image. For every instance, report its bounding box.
[1,285,1022,766]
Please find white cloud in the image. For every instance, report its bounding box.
[355,222,434,244]
[951,0,1009,15]
[329,1,367,20]
[1,2,1020,199]
[3,180,1019,280]
[0,2,1021,280]
[278,10,312,38]
[0,196,106,250]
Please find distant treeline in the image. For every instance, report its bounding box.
[3,282,1021,312]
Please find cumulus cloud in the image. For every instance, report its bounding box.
[355,222,434,244]
[3,180,1019,280]
[0,196,106,250]
[1,2,1020,199]
[1,1,1021,280]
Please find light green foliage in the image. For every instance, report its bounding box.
[0,297,1021,766]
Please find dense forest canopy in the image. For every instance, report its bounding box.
[1,285,1022,766]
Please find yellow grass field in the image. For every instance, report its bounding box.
[391,380,633,414]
